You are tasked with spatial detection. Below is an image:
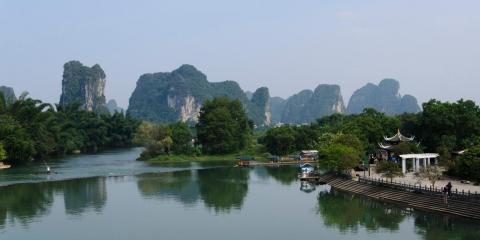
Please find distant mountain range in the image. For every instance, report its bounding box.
[3,62,421,125]
[126,64,420,125]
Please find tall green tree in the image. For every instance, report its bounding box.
[170,122,193,154]
[318,144,360,172]
[263,126,296,155]
[196,97,253,154]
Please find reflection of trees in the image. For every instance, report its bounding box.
[265,166,298,185]
[56,177,107,216]
[317,190,405,232]
[414,212,480,240]
[198,167,249,213]
[137,170,199,206]
[0,177,108,228]
[0,182,54,228]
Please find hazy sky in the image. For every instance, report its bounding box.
[1,0,479,108]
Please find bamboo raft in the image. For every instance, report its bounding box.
[317,174,480,221]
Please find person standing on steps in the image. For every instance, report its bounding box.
[446,182,452,196]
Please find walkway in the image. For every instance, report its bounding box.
[317,174,480,221]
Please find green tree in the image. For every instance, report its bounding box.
[452,145,480,182]
[196,97,253,154]
[170,122,193,154]
[0,142,7,161]
[263,126,296,155]
[319,144,360,172]
[376,161,403,182]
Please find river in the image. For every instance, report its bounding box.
[0,148,478,239]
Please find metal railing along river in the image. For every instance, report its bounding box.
[358,176,480,203]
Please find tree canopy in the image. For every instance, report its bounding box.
[0,94,139,164]
[196,97,253,154]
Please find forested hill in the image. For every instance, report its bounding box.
[347,79,421,115]
[268,78,421,124]
[127,64,271,126]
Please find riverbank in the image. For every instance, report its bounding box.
[145,153,269,163]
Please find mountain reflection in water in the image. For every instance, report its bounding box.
[1,166,480,240]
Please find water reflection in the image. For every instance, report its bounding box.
[2,165,480,239]
[58,178,107,216]
[264,166,298,185]
[317,190,406,232]
[198,167,250,213]
[300,181,316,193]
[0,177,107,228]
[137,170,200,206]
[137,167,251,213]
[0,182,54,228]
[414,212,480,240]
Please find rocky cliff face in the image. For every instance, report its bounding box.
[59,61,108,113]
[281,85,345,124]
[347,79,420,115]
[251,87,271,125]
[281,90,314,124]
[127,65,271,125]
[269,96,286,124]
[0,86,17,104]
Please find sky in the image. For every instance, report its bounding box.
[1,0,480,108]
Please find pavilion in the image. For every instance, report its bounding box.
[399,153,440,174]
[377,129,415,161]
[377,129,439,173]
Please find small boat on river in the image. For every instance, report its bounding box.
[298,163,319,181]
[0,162,11,169]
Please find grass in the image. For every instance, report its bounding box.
[146,153,269,164]
[145,143,270,164]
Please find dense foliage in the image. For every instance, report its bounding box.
[0,94,139,165]
[449,145,480,182]
[264,108,399,157]
[263,99,480,181]
[134,122,194,159]
[196,97,253,154]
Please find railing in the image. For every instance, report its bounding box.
[358,176,480,203]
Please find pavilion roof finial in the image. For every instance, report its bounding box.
[384,129,414,142]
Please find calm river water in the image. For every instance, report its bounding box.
[0,148,479,240]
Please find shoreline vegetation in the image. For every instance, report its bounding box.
[136,97,480,184]
[0,92,140,166]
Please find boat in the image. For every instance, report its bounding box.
[298,163,318,181]
[0,162,11,170]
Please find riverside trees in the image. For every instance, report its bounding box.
[0,93,139,165]
[136,97,253,159]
